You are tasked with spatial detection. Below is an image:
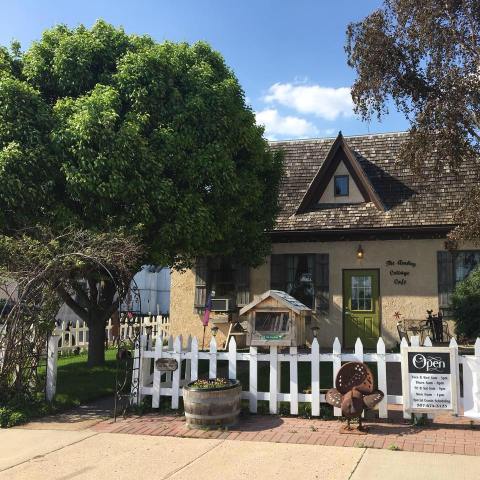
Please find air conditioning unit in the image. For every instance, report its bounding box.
[211,298,231,312]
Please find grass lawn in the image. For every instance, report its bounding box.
[54,348,119,409]
[1,348,120,428]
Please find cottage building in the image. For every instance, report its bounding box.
[169,132,480,349]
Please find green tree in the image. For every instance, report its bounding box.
[346,0,480,242]
[0,21,282,365]
[451,269,480,339]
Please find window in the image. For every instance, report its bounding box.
[270,253,329,312]
[209,257,235,298]
[334,175,349,196]
[254,312,290,332]
[438,250,480,313]
[194,257,250,310]
[455,251,480,283]
[286,254,315,308]
[351,275,372,311]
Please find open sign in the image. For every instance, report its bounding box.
[401,345,458,416]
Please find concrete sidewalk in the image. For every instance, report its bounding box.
[1,427,480,480]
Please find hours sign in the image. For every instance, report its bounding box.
[401,346,459,416]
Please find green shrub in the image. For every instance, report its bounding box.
[0,407,28,428]
[451,269,480,339]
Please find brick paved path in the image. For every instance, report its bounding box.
[93,410,480,456]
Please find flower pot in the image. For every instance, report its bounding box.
[183,379,241,428]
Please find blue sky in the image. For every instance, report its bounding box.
[0,0,408,140]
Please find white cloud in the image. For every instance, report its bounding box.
[255,108,319,140]
[263,83,354,120]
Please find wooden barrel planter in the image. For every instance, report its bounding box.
[183,379,241,428]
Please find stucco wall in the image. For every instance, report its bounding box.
[169,238,476,349]
[169,268,232,348]
[318,161,364,204]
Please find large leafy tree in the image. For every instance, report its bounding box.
[0,21,282,365]
[346,0,480,241]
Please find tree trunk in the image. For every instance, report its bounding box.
[87,318,106,367]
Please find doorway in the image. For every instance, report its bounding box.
[343,269,380,349]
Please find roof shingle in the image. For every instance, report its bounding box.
[270,132,477,233]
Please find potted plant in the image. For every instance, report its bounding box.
[183,378,241,428]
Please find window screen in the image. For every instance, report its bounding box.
[254,312,290,332]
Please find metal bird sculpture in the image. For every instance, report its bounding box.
[326,362,384,433]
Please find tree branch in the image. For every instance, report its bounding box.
[56,285,89,322]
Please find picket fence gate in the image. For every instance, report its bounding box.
[56,315,170,355]
[132,333,480,418]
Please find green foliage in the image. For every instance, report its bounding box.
[451,269,480,339]
[346,0,480,242]
[0,20,282,268]
[0,407,28,428]
[0,348,119,428]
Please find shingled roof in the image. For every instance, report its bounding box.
[269,131,477,237]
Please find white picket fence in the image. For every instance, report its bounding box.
[56,315,170,355]
[133,334,480,419]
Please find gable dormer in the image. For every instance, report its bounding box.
[297,132,385,214]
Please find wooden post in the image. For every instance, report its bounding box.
[171,336,182,409]
[228,336,237,380]
[289,346,298,415]
[269,346,278,414]
[46,334,59,402]
[152,333,163,408]
[376,338,388,419]
[400,337,410,419]
[311,338,320,417]
[332,337,341,417]
[249,346,258,413]
[185,335,192,382]
[190,337,199,382]
[209,337,217,379]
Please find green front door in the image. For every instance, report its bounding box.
[343,270,380,349]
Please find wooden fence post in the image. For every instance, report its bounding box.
[311,338,320,417]
[185,335,192,382]
[152,333,163,408]
[209,337,217,379]
[138,335,150,402]
[450,337,461,416]
[289,346,298,415]
[400,337,410,419]
[376,338,388,418]
[269,345,278,414]
[249,346,258,413]
[46,334,59,402]
[228,336,237,380]
[190,337,199,382]
[332,338,341,417]
[171,336,182,409]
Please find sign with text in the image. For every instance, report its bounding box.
[401,346,459,416]
[155,358,178,372]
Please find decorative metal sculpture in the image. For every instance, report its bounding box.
[326,362,384,433]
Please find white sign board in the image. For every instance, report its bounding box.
[401,346,459,416]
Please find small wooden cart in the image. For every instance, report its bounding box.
[239,290,311,347]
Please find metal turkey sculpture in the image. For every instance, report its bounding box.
[326,362,384,433]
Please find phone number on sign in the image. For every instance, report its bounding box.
[413,403,450,408]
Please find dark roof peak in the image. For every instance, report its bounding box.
[296,133,385,214]
[269,131,473,234]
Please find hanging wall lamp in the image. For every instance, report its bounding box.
[356,244,364,260]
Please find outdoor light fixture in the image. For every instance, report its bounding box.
[145,325,153,336]
[356,244,364,259]
[211,326,219,337]
[311,325,319,338]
